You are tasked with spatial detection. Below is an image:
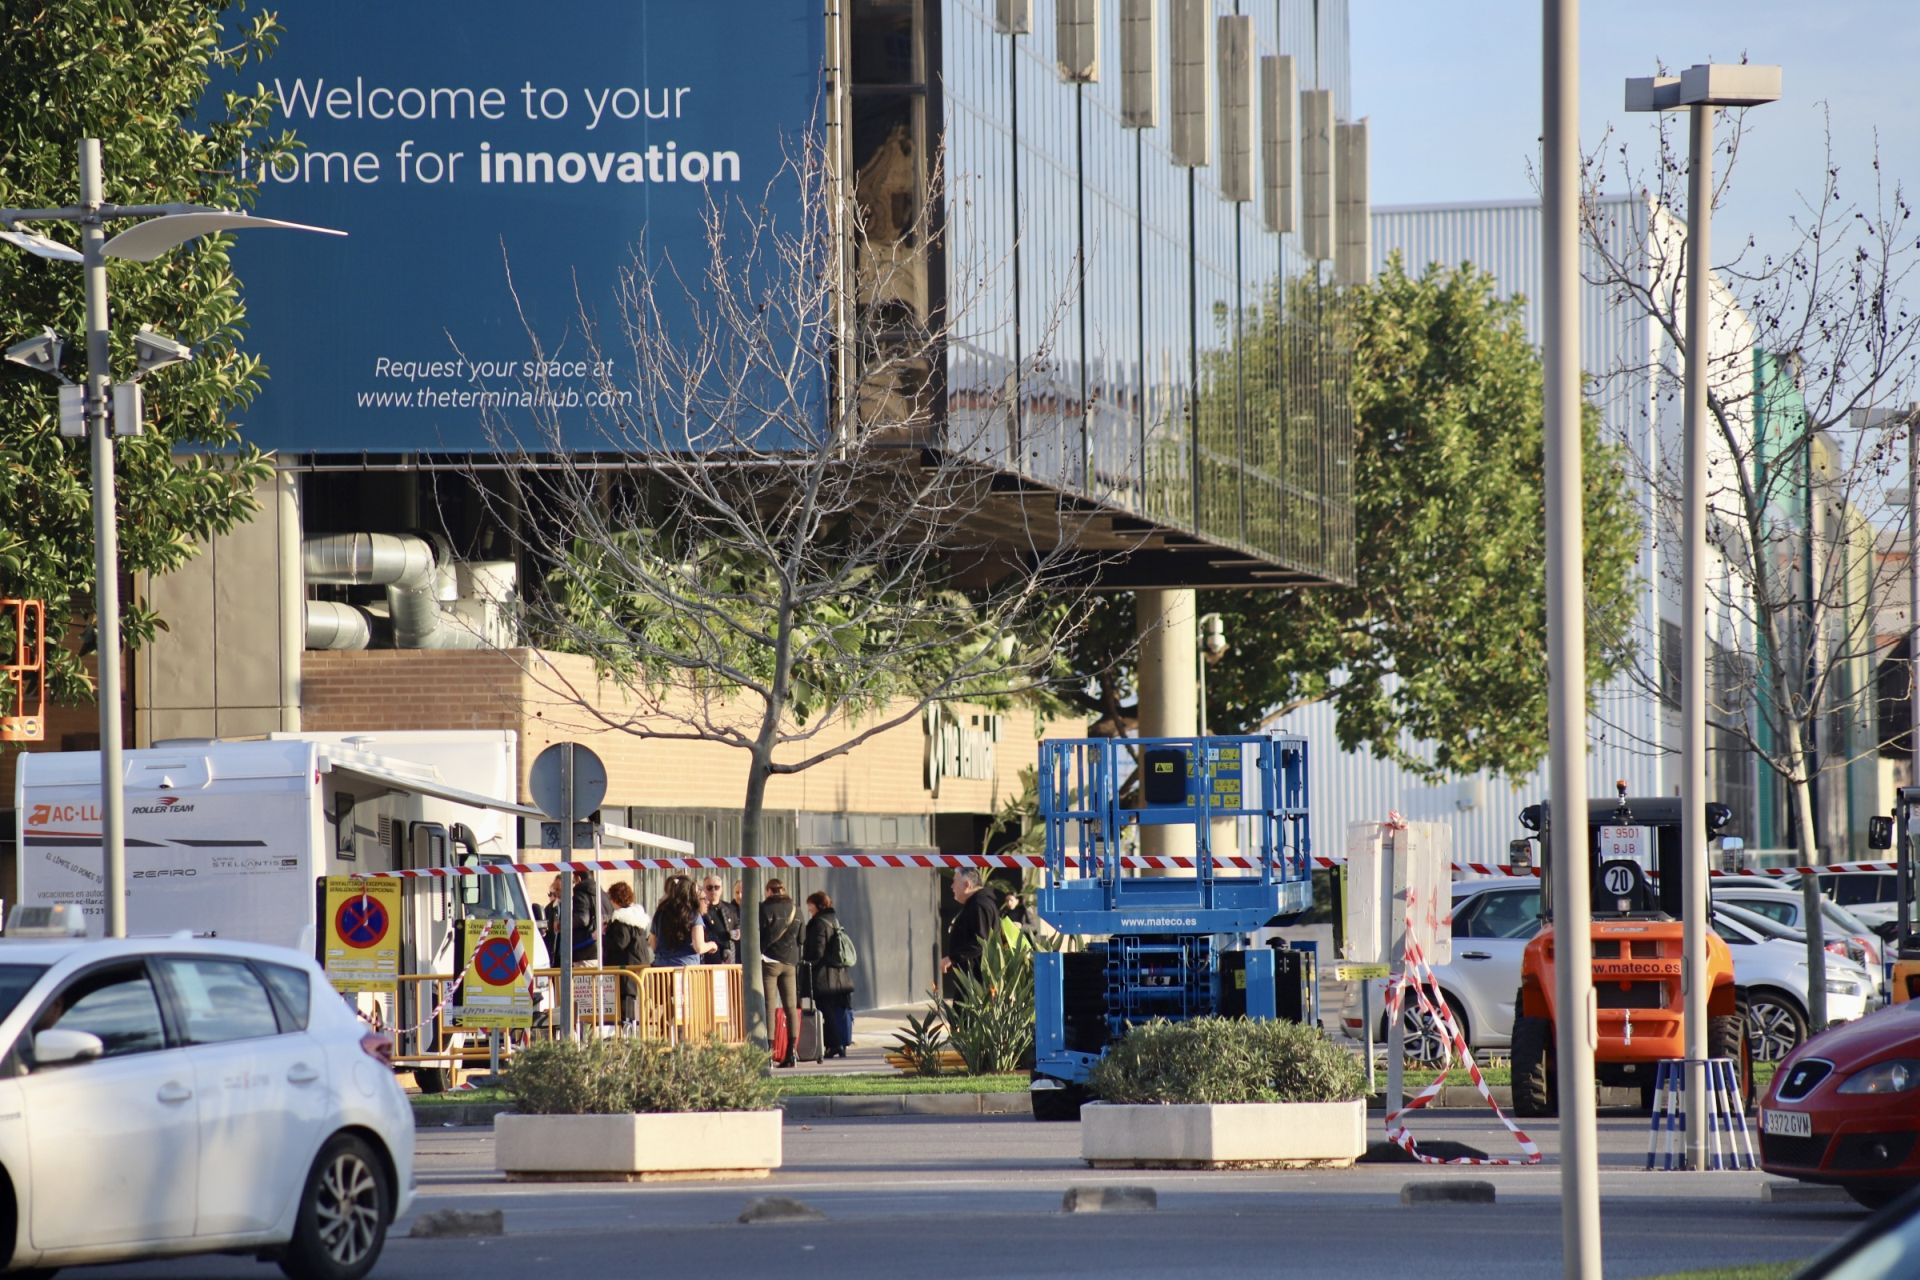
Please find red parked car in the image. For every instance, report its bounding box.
[1760,1003,1920,1209]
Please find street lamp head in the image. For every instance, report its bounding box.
[1200,612,1228,662]
[3,329,68,383]
[1626,64,1781,113]
[132,328,193,379]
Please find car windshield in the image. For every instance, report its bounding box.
[475,855,533,920]
[0,965,46,1021]
[1719,902,1803,942]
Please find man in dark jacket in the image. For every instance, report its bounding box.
[570,874,600,962]
[941,870,1000,983]
[699,875,737,964]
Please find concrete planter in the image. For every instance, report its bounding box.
[1082,1099,1367,1169]
[495,1110,782,1181]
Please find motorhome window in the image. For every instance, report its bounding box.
[0,966,46,1023]
[34,963,166,1058]
[254,962,312,1032]
[155,958,282,1045]
[335,793,357,858]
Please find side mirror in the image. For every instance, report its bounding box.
[33,1028,104,1067]
[1869,816,1895,851]
[1875,920,1899,942]
[1507,838,1534,872]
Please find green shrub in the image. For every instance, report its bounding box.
[1085,1017,1366,1105]
[891,1008,951,1076]
[505,1037,778,1115]
[937,929,1034,1075]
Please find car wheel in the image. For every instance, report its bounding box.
[1385,996,1467,1067]
[1844,1181,1915,1211]
[1030,1076,1088,1122]
[1744,989,1809,1064]
[1510,1008,1555,1118]
[411,1066,449,1095]
[279,1133,390,1280]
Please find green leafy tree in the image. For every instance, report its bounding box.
[1076,257,1640,781]
[0,1,286,703]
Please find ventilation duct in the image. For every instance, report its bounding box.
[304,600,373,651]
[1336,119,1372,285]
[1261,55,1297,233]
[1216,16,1255,203]
[1168,0,1212,167]
[302,533,496,651]
[1057,0,1099,83]
[995,0,1031,35]
[1119,0,1157,128]
[1300,88,1336,261]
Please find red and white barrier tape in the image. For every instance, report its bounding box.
[358,974,464,1039]
[1382,886,1542,1166]
[329,853,1892,878]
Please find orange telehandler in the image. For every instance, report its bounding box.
[1509,790,1750,1117]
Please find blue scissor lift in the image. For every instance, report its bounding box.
[1029,734,1316,1121]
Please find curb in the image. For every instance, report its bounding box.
[413,1091,1033,1127]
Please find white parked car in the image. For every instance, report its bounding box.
[1788,869,1912,932]
[0,931,413,1279]
[1713,880,1883,998]
[1338,879,1539,1062]
[1338,881,1873,1065]
[1712,901,1872,1062]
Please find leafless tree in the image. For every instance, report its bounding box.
[1583,106,1920,861]
[464,129,1124,1031]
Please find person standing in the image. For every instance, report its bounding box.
[940,870,1001,986]
[603,882,653,1024]
[760,880,804,1067]
[700,875,738,964]
[802,891,856,1059]
[651,874,716,968]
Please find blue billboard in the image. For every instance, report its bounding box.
[227,1,824,453]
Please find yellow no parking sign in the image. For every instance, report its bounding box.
[456,918,535,1029]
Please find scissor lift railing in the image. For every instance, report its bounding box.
[1036,734,1314,933]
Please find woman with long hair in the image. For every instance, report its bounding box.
[651,874,716,968]
[760,879,804,1067]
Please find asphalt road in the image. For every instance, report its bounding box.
[67,1110,1871,1280]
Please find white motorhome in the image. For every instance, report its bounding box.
[14,730,550,1087]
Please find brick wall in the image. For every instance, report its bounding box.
[300,647,1068,822]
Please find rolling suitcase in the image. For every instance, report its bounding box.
[772,1001,825,1064]
[795,997,825,1064]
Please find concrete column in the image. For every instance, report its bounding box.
[277,464,304,731]
[1135,588,1197,859]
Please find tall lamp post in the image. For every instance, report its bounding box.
[1625,64,1782,1171]
[1542,4,1600,1272]
[1,138,341,937]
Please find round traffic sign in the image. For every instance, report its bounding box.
[473,935,527,987]
[335,894,389,949]
[529,742,609,822]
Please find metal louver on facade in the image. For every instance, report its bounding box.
[1261,54,1297,234]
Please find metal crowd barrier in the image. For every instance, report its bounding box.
[384,963,746,1074]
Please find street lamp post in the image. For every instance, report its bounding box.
[1,138,341,937]
[1543,5,1600,1272]
[1196,612,1226,737]
[1626,63,1782,1172]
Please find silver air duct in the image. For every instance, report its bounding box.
[303,600,374,650]
[302,533,490,650]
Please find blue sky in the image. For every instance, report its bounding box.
[1352,1,1920,271]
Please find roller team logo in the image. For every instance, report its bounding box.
[131,795,196,815]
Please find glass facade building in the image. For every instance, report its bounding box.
[856,0,1356,588]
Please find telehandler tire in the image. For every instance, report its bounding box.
[1510,1011,1556,1118]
